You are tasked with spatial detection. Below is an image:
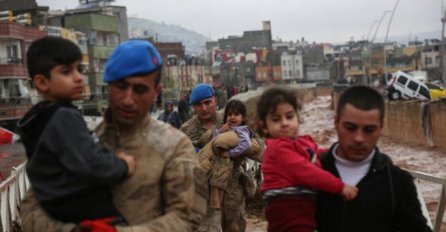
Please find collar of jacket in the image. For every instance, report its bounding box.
[323,143,393,177]
[97,108,151,138]
[190,110,224,129]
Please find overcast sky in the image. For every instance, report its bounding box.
[36,0,441,43]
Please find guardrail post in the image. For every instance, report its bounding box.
[1,186,10,232]
[433,184,446,232]
[414,179,433,229]
[14,166,26,201]
[9,170,17,228]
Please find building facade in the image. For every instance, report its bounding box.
[47,2,128,115]
[0,21,46,129]
[281,52,303,83]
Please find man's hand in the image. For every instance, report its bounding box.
[118,152,136,177]
[342,184,358,201]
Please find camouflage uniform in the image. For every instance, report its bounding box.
[181,113,225,232]
[20,112,207,232]
[180,113,224,150]
[221,138,262,232]
[181,113,263,232]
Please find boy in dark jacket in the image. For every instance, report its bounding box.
[316,86,432,232]
[17,37,135,224]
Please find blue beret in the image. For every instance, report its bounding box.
[104,40,163,83]
[189,84,215,105]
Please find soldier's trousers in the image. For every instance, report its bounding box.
[221,172,246,232]
[197,208,223,232]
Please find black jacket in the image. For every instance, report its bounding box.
[158,110,182,129]
[17,101,127,222]
[316,144,432,232]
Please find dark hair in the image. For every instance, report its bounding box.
[224,99,247,125]
[257,87,301,123]
[336,85,385,121]
[26,36,82,79]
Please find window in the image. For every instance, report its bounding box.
[425,57,432,65]
[283,71,287,77]
[296,59,299,65]
[419,86,431,99]
[296,70,300,77]
[397,76,408,85]
[102,35,109,46]
[407,81,418,91]
[7,44,18,63]
[283,60,286,66]
[289,70,292,77]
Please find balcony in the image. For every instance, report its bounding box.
[0,58,23,65]
[87,45,114,59]
[65,14,118,33]
[0,21,47,41]
[0,98,32,121]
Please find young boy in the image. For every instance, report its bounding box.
[17,37,135,224]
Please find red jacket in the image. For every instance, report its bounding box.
[261,136,344,194]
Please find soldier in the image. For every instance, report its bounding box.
[20,40,207,232]
[180,84,263,232]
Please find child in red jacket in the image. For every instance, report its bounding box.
[257,87,358,232]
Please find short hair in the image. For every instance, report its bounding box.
[336,85,385,121]
[257,87,301,123]
[224,99,247,125]
[26,37,82,79]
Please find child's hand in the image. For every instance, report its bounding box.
[342,184,358,201]
[219,122,231,133]
[118,152,136,177]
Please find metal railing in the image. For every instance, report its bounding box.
[0,163,443,231]
[406,169,446,232]
[0,163,29,232]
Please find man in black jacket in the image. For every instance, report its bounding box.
[316,86,432,232]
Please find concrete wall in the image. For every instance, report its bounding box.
[316,86,333,97]
[431,103,446,149]
[382,101,427,146]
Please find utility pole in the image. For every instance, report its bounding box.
[370,11,391,44]
[362,21,378,86]
[442,9,446,84]
[369,10,391,86]
[366,21,379,42]
[383,0,400,86]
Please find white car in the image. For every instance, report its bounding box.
[386,71,431,101]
